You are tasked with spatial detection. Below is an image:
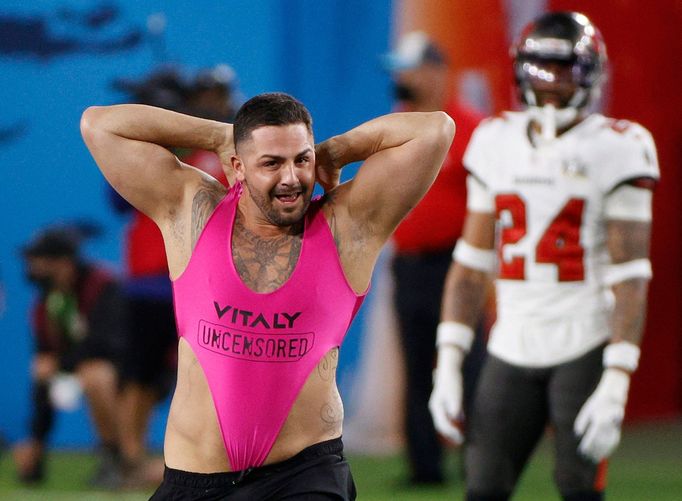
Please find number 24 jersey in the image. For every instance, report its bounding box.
[463,112,659,366]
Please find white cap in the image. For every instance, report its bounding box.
[381,31,446,71]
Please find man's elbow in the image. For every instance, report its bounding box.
[80,106,108,143]
[429,111,456,149]
[80,106,118,144]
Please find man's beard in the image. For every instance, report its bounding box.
[245,181,312,227]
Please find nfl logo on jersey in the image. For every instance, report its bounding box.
[562,158,587,178]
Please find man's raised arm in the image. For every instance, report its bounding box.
[316,111,455,242]
[80,104,234,223]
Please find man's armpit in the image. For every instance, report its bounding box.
[190,178,225,250]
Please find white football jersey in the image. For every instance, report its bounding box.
[464,111,659,367]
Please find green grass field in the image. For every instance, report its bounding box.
[1,421,680,500]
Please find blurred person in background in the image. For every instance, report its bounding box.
[179,64,240,187]
[382,31,485,485]
[108,63,238,488]
[112,63,237,187]
[14,224,126,487]
[429,12,659,500]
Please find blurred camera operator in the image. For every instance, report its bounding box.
[14,225,126,487]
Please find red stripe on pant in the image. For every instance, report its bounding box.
[594,460,609,491]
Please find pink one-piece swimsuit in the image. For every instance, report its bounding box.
[172,183,366,471]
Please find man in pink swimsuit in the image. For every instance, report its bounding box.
[81,92,454,499]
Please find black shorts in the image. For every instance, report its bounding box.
[465,345,605,497]
[149,438,356,500]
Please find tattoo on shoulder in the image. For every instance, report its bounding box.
[320,188,372,277]
[191,179,224,249]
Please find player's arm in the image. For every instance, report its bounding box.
[575,178,656,462]
[80,104,234,224]
[316,111,455,243]
[441,216,496,328]
[429,174,496,445]
[605,192,654,350]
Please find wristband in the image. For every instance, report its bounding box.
[436,321,474,352]
[453,240,495,273]
[603,341,640,373]
[603,259,652,286]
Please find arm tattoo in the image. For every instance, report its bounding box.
[191,179,224,249]
[606,219,652,345]
[606,220,651,262]
[611,280,649,345]
[448,267,489,327]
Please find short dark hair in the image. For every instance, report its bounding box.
[233,92,313,151]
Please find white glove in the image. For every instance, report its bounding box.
[574,368,630,463]
[429,345,465,445]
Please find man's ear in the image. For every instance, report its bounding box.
[231,155,245,182]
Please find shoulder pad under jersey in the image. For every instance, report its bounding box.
[586,116,660,193]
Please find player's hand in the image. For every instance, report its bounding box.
[429,345,465,445]
[314,140,341,193]
[574,368,630,462]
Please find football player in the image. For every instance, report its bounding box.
[429,11,658,501]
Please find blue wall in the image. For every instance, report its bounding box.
[0,0,392,448]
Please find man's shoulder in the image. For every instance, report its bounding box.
[575,114,654,150]
[575,114,659,189]
[189,173,230,207]
[463,111,526,179]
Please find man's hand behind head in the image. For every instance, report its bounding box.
[314,140,342,193]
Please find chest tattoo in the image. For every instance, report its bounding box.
[232,213,302,293]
